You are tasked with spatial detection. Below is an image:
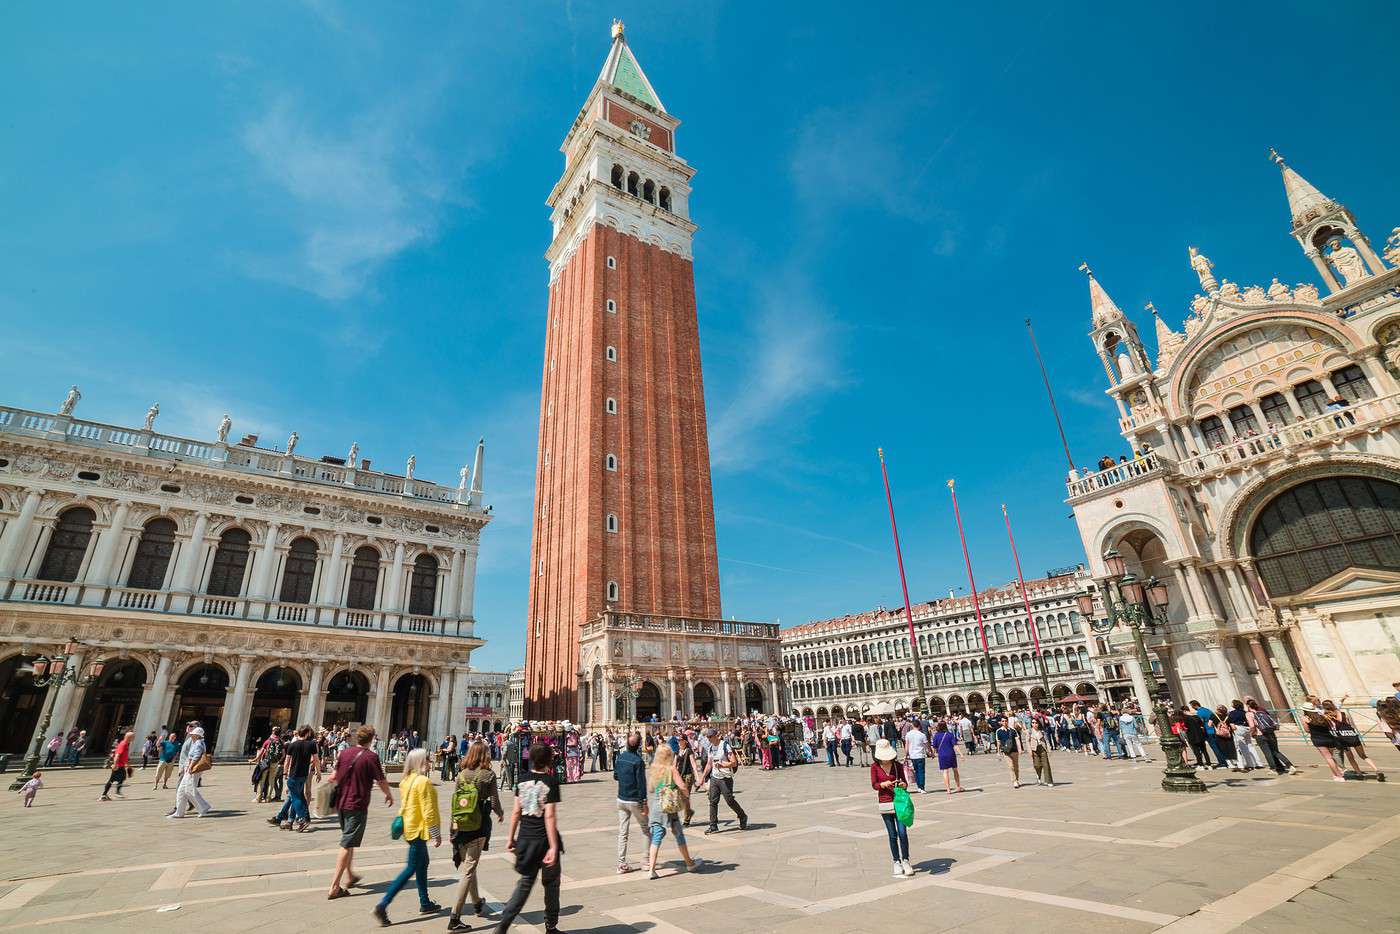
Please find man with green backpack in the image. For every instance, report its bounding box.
[446,741,504,932]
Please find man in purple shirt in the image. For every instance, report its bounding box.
[327,725,394,899]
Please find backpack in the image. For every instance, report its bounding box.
[1254,709,1278,732]
[264,736,284,762]
[1102,714,1120,731]
[657,776,682,814]
[451,773,483,832]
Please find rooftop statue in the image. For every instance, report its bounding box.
[58,385,81,416]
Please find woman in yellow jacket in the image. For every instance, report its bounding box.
[373,747,442,926]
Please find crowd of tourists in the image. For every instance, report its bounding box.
[15,680,1399,932]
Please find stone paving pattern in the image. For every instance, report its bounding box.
[1,737,1398,933]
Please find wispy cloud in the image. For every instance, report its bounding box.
[708,271,844,470]
[236,96,460,301]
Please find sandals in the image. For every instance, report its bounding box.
[347,873,363,887]
[327,887,351,900]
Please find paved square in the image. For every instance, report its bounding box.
[2,738,1398,933]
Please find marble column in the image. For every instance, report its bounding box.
[0,489,43,580]
[30,650,85,752]
[216,658,255,757]
[768,672,781,715]
[250,521,281,602]
[304,662,326,729]
[1245,637,1289,710]
[451,668,471,737]
[719,673,732,717]
[1266,632,1307,715]
[82,501,131,602]
[445,549,464,618]
[317,533,345,624]
[427,677,448,745]
[1200,635,1239,698]
[170,513,209,594]
[133,654,174,740]
[666,671,678,719]
[1318,614,1367,696]
[458,544,479,621]
[367,665,393,733]
[384,542,406,613]
[684,671,695,718]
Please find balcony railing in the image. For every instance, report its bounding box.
[0,578,473,639]
[594,611,780,640]
[1178,392,1400,479]
[1066,450,1167,498]
[0,403,479,512]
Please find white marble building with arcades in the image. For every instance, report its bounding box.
[1067,153,1400,721]
[0,392,495,758]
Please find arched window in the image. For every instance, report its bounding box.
[1260,392,1293,427]
[606,580,619,601]
[1293,379,1328,416]
[127,517,176,589]
[659,187,671,211]
[38,507,95,582]
[1199,415,1229,447]
[409,553,439,616]
[605,453,618,471]
[610,164,624,188]
[345,546,380,610]
[278,537,318,604]
[605,513,619,533]
[642,179,655,203]
[1250,476,1400,596]
[1228,404,1259,436]
[993,622,1005,645]
[206,528,251,596]
[627,171,639,196]
[1332,364,1373,402]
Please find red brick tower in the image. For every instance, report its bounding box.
[524,23,722,720]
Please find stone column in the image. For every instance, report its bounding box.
[384,542,406,614]
[250,521,281,602]
[134,654,175,740]
[458,543,479,620]
[1318,613,1367,696]
[719,672,732,717]
[427,676,448,745]
[0,489,43,580]
[666,670,678,719]
[170,513,209,593]
[304,662,326,729]
[769,671,781,715]
[1266,631,1307,712]
[1245,636,1289,710]
[367,665,393,733]
[317,532,345,623]
[1169,564,1201,620]
[1122,654,1154,715]
[451,668,471,737]
[82,501,131,602]
[31,650,85,751]
[1183,563,1220,622]
[445,549,464,618]
[1305,248,1342,293]
[684,670,694,718]
[1197,633,1241,698]
[217,657,256,757]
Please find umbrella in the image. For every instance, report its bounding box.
[866,701,896,716]
[1055,694,1096,705]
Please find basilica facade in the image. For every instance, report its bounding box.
[0,396,493,758]
[1069,154,1400,721]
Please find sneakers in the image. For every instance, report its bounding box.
[371,904,389,927]
[114,790,125,798]
[99,795,111,801]
[703,825,719,835]
[685,858,705,873]
[648,868,659,880]
[617,864,635,875]
[280,820,293,830]
[266,817,281,826]
[738,817,749,831]
[446,918,468,932]
[419,901,443,914]
[901,859,915,877]
[892,860,905,878]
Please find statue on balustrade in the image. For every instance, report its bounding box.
[1189,246,1219,293]
[58,385,81,416]
[143,403,159,431]
[286,431,299,456]
[347,441,359,467]
[406,454,416,479]
[458,464,470,493]
[217,414,232,443]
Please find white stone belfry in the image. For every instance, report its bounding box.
[1272,149,1388,292]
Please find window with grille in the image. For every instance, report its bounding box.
[1250,476,1400,596]
[127,518,177,589]
[1260,393,1293,428]
[1199,415,1229,447]
[38,507,95,582]
[1294,379,1327,416]
[409,554,438,615]
[278,537,318,604]
[1331,364,1374,402]
[206,528,252,596]
[345,546,380,610]
[1228,405,1259,436]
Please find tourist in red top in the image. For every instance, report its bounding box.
[100,730,135,801]
[870,739,914,878]
[327,725,395,900]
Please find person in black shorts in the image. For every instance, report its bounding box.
[327,726,394,900]
[271,725,320,831]
[495,743,564,933]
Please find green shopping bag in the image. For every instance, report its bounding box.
[892,785,915,827]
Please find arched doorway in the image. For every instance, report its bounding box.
[689,682,714,717]
[744,682,765,715]
[1008,689,1028,709]
[1030,686,1048,708]
[1076,682,1098,697]
[967,692,985,713]
[323,670,369,727]
[1053,683,1072,700]
[390,673,430,739]
[172,665,229,750]
[0,654,46,754]
[74,658,147,756]
[591,666,604,722]
[947,694,965,714]
[246,667,302,754]
[635,681,661,721]
[927,696,947,717]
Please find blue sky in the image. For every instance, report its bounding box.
[4,3,1398,671]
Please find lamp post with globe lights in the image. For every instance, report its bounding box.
[8,641,106,791]
[1077,551,1207,794]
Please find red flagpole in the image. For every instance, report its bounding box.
[948,479,998,704]
[1002,503,1052,700]
[878,449,928,709]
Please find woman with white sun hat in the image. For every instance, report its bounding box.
[870,738,914,878]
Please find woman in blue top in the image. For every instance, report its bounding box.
[932,722,963,795]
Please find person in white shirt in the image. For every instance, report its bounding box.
[957,715,974,754]
[822,723,837,767]
[903,724,929,793]
[839,721,854,767]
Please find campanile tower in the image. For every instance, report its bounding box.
[524,23,722,719]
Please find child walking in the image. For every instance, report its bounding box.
[21,772,43,807]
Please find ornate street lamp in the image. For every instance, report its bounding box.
[1079,559,1207,794]
[612,677,641,731]
[8,641,106,791]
